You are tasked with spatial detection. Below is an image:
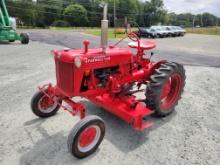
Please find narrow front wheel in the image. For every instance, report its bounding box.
[67,115,105,159]
[31,90,61,118]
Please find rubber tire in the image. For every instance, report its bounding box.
[67,115,105,159]
[31,90,61,118]
[20,33,29,44]
[9,40,15,42]
[145,62,186,117]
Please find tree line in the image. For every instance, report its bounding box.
[6,0,220,28]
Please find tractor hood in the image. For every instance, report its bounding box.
[53,47,133,69]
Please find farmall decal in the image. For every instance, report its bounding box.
[85,56,111,63]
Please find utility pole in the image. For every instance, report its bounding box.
[114,0,116,28]
[201,14,203,27]
[192,15,195,30]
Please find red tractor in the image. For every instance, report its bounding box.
[31,5,185,159]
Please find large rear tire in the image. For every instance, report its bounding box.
[67,115,105,159]
[145,62,186,117]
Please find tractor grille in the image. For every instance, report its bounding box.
[55,60,74,94]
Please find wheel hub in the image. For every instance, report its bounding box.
[79,127,97,147]
[38,95,57,113]
[77,125,101,153]
[160,73,183,110]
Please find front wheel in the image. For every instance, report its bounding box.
[145,62,186,117]
[31,90,61,118]
[67,115,105,159]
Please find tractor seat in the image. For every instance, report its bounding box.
[128,39,156,50]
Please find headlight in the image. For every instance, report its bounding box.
[74,56,81,68]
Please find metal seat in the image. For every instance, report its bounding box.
[128,39,156,50]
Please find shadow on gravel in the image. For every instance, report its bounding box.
[0,41,22,45]
[20,100,176,164]
[20,115,99,165]
[19,131,99,165]
[0,41,10,45]
[24,118,44,126]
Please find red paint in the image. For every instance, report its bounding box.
[79,127,97,147]
[160,73,183,110]
[39,96,54,109]
[83,40,90,54]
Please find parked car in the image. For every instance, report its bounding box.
[134,27,150,38]
[134,27,163,38]
[164,26,176,37]
[176,26,186,36]
[159,26,171,37]
[134,25,186,38]
[148,26,167,38]
[168,26,179,37]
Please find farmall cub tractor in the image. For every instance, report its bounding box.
[31,5,185,159]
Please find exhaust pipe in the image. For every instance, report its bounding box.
[101,4,108,54]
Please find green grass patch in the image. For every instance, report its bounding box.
[49,27,85,30]
[186,27,220,35]
[86,30,127,39]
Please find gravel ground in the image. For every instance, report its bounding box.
[0,40,220,165]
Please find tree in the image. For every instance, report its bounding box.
[6,0,38,26]
[143,0,167,26]
[202,13,217,27]
[37,0,63,26]
[5,0,220,28]
[167,12,178,25]
[63,4,88,26]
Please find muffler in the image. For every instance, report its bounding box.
[101,4,108,54]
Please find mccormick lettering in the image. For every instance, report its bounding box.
[85,56,111,63]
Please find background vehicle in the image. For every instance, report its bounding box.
[169,26,180,37]
[134,27,150,38]
[134,26,167,38]
[0,0,29,44]
[164,26,176,37]
[148,26,166,38]
[151,26,169,38]
[176,26,186,36]
[159,26,170,37]
[134,25,186,38]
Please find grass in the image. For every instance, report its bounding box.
[186,27,220,35]
[86,29,127,39]
[49,27,102,31]
[49,27,127,39]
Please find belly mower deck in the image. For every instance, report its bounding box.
[88,93,154,130]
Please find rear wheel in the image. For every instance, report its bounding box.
[20,33,29,44]
[145,62,186,117]
[67,115,105,158]
[31,90,61,118]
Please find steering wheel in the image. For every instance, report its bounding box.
[128,32,140,51]
[110,22,141,49]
